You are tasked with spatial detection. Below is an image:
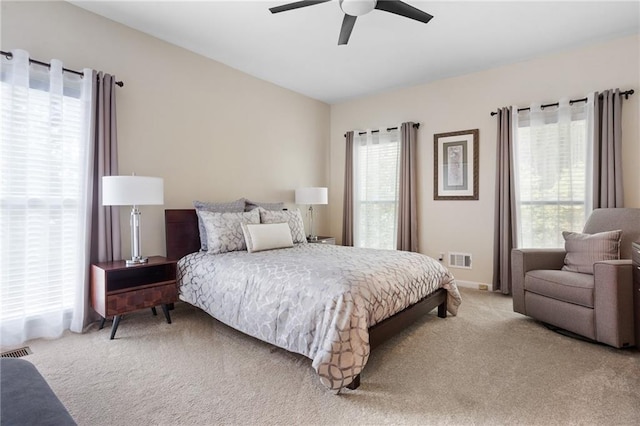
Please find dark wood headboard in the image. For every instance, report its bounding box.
[165,209,200,260]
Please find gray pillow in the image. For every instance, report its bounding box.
[194,199,245,251]
[198,209,260,255]
[562,229,622,274]
[245,199,285,212]
[259,207,307,244]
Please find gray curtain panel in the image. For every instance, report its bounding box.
[593,89,624,208]
[91,72,121,264]
[79,71,121,330]
[492,107,517,295]
[397,122,418,252]
[342,131,354,246]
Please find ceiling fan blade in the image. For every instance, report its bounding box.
[269,0,332,14]
[338,14,357,45]
[374,0,433,24]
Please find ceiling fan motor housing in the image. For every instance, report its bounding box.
[339,0,377,16]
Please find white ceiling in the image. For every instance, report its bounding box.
[69,1,639,104]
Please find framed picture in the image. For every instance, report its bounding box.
[434,129,479,200]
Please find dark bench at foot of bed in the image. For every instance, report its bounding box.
[0,358,76,426]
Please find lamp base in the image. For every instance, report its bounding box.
[126,257,148,266]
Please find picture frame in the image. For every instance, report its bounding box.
[434,129,479,200]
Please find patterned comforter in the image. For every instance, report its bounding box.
[178,243,461,390]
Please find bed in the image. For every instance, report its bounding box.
[165,209,461,391]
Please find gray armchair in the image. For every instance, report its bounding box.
[512,208,640,348]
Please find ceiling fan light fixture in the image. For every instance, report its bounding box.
[339,0,377,16]
[270,0,434,45]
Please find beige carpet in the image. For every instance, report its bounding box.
[18,288,640,425]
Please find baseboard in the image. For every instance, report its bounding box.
[455,280,493,292]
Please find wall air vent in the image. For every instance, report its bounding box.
[449,252,472,269]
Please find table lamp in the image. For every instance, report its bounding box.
[102,175,164,265]
[295,187,328,241]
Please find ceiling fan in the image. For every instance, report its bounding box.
[269,0,434,45]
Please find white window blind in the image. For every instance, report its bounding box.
[513,97,593,248]
[353,128,400,249]
[0,51,92,345]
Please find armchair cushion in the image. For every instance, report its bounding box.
[561,229,621,274]
[525,270,594,308]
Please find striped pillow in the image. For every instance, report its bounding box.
[562,230,621,274]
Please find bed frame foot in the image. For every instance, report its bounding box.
[437,299,447,318]
[346,374,360,390]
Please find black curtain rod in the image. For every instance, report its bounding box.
[344,122,420,138]
[1,50,124,87]
[490,89,634,116]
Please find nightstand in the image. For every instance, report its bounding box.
[90,256,178,339]
[632,242,640,346]
[307,236,335,245]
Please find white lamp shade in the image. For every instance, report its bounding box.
[295,187,328,205]
[102,176,164,206]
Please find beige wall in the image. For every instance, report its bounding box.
[1,1,331,259]
[2,2,638,287]
[329,34,640,287]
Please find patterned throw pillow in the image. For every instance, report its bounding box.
[198,209,260,254]
[194,199,245,251]
[562,229,621,274]
[259,208,307,244]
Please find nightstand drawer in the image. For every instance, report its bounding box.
[106,282,177,316]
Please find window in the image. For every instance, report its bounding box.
[513,100,592,248]
[0,54,91,345]
[353,129,400,249]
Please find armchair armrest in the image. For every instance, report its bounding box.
[593,260,635,348]
[511,248,566,314]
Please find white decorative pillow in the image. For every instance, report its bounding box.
[198,209,260,254]
[193,199,245,251]
[259,208,307,244]
[562,229,621,274]
[241,223,294,253]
